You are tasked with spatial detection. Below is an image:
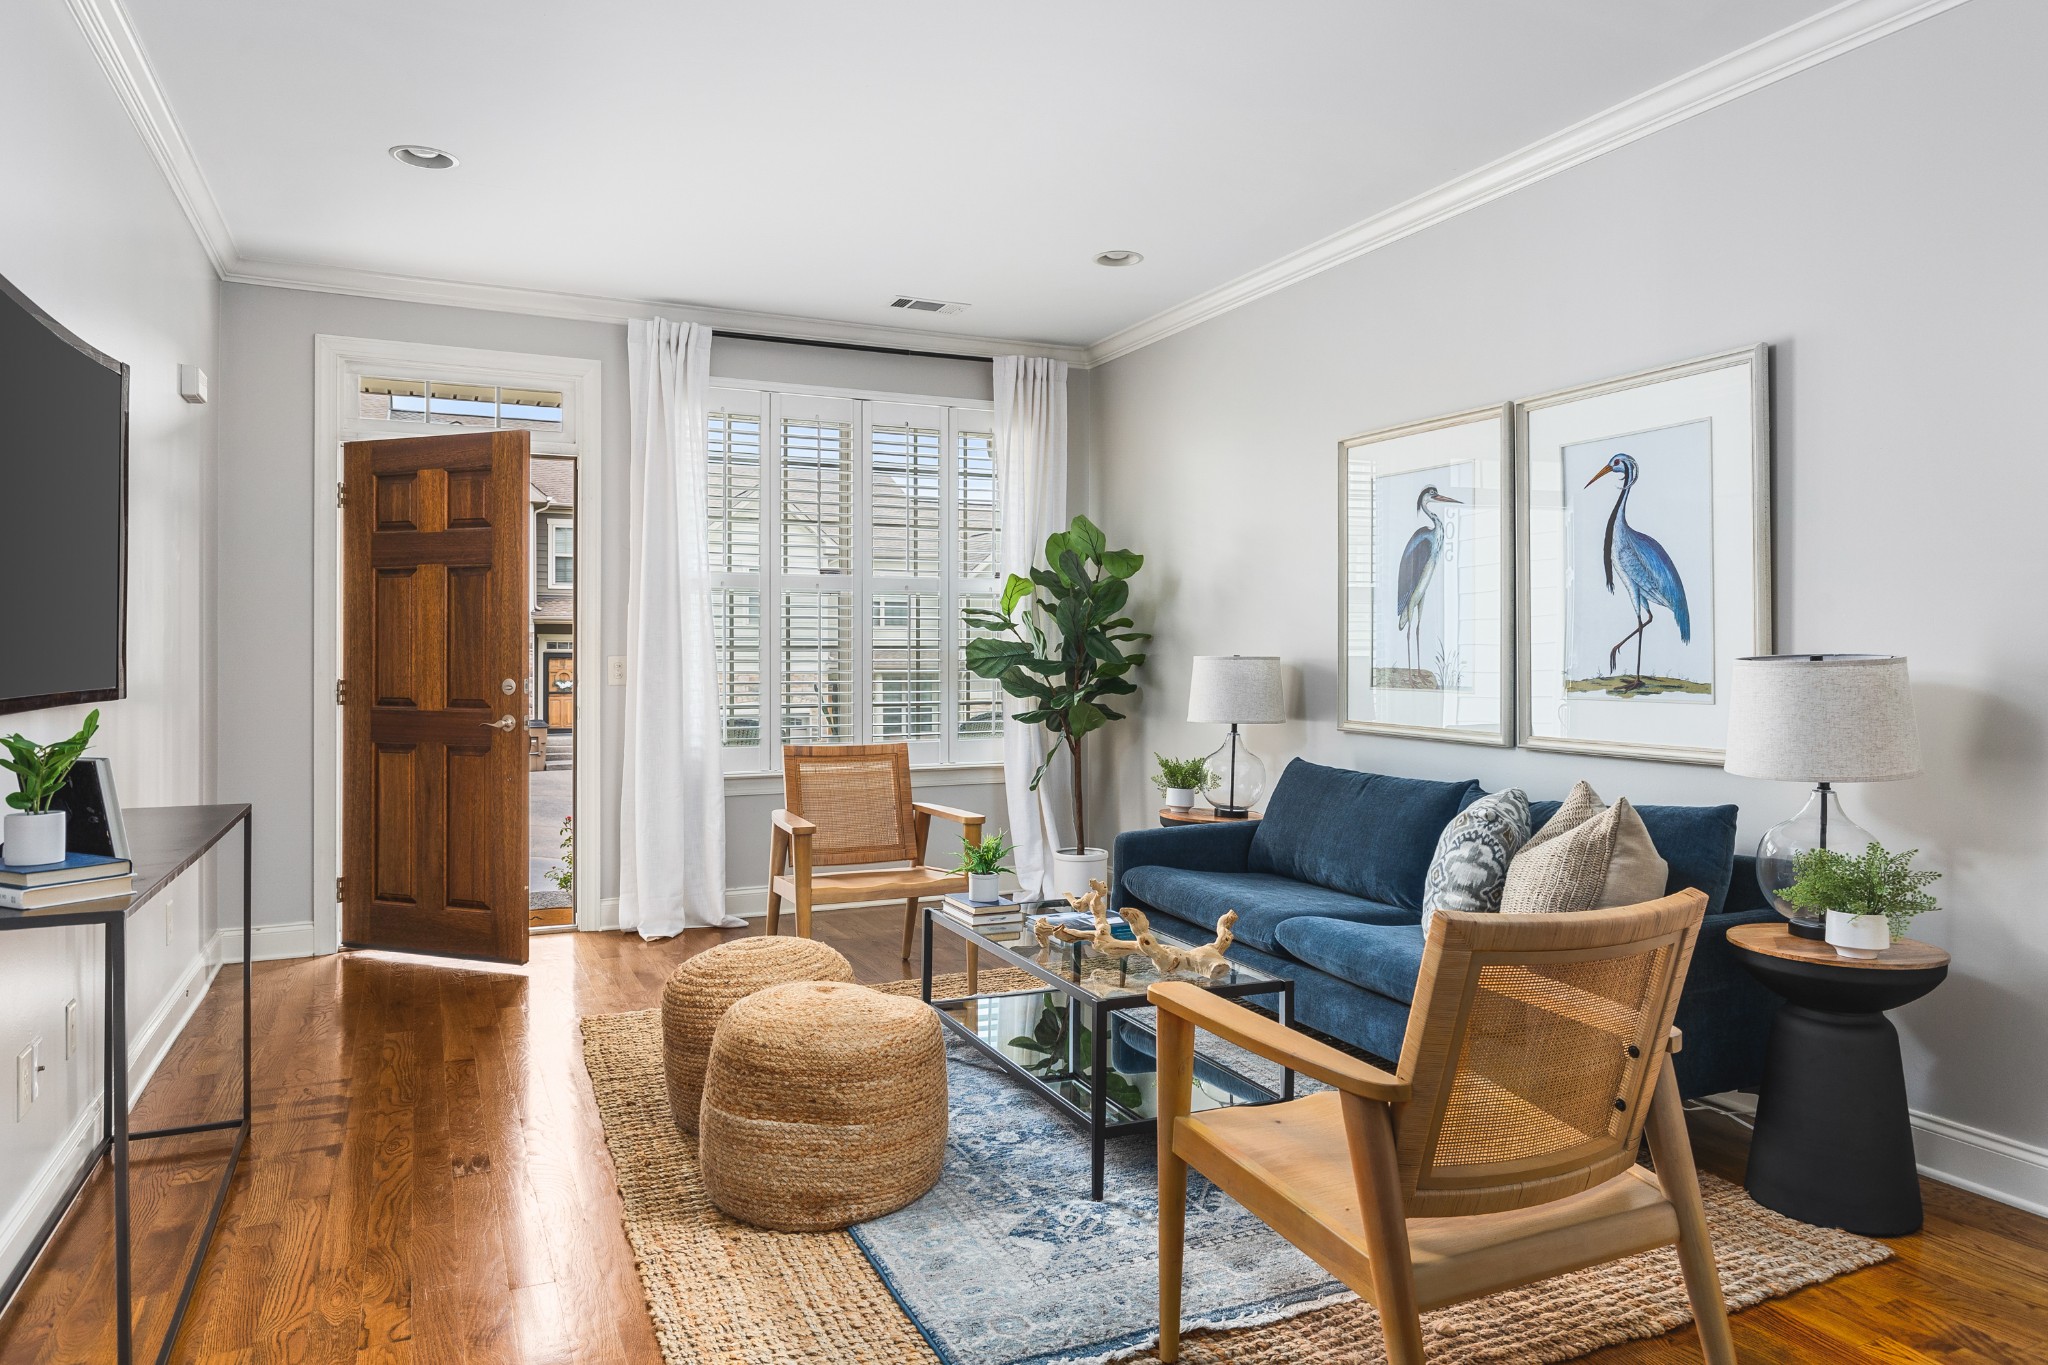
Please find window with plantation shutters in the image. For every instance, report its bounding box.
[707,383,1001,772]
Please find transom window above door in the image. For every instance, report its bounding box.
[356,375,567,438]
[707,384,1002,773]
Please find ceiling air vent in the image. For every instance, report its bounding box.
[889,296,968,315]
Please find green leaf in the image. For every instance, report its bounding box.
[1067,515,1106,560]
[1000,573,1034,615]
[4,792,29,811]
[1057,548,1090,589]
[966,638,1033,671]
[998,667,1054,701]
[1092,676,1138,695]
[1042,531,1072,568]
[1091,577,1130,618]
[1084,634,1125,667]
[1006,1036,1054,1055]
[1066,700,1108,738]
[1100,548,1142,580]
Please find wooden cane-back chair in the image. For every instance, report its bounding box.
[768,744,984,958]
[1151,890,1735,1365]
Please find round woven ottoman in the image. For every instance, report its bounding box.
[661,936,853,1136]
[699,980,948,1231]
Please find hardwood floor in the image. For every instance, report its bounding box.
[1,908,2043,1364]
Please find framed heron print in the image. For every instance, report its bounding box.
[1515,345,1772,763]
[1339,403,1513,745]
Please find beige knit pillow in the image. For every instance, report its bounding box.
[1520,780,1605,856]
[1502,795,1669,915]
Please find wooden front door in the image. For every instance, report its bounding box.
[546,653,574,729]
[342,430,531,964]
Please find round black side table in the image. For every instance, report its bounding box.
[1729,923,1949,1237]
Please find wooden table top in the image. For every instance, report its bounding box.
[1727,922,1950,971]
[1158,807,1262,825]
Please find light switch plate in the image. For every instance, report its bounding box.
[16,1043,34,1120]
[64,999,79,1060]
[607,656,627,686]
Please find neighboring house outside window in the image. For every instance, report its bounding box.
[706,383,1001,772]
[531,457,576,729]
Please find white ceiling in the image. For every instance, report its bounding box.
[120,0,1849,350]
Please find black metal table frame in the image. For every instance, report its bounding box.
[922,902,1295,1200]
[0,806,252,1365]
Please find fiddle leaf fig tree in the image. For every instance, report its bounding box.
[963,515,1149,854]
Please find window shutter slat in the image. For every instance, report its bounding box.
[958,431,998,579]
[708,412,763,574]
[781,419,853,575]
[871,424,942,577]
[872,592,942,741]
[780,589,854,743]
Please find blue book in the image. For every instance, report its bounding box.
[0,849,134,887]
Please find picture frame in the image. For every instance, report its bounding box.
[1515,345,1772,764]
[50,755,130,859]
[1338,403,1514,746]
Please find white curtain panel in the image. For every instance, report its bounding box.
[993,355,1072,897]
[620,318,742,937]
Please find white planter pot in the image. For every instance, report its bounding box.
[1825,909,1891,959]
[3,810,67,868]
[1163,788,1196,812]
[967,872,1002,904]
[1050,848,1110,900]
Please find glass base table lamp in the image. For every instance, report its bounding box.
[1723,655,1922,939]
[1188,655,1285,818]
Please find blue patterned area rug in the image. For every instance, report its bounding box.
[849,1038,1346,1365]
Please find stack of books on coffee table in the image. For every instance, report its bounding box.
[0,851,134,909]
[938,891,1036,944]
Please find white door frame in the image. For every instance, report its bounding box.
[312,335,606,952]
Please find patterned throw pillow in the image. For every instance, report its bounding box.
[1420,789,1532,932]
[1502,790,1669,915]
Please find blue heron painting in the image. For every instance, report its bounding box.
[1394,484,1461,676]
[1584,451,1690,691]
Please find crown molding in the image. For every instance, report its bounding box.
[222,256,1091,364]
[1083,0,1976,366]
[64,0,235,276]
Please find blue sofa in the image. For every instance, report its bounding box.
[1110,759,1779,1098]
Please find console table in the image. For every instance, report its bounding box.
[0,804,253,1365]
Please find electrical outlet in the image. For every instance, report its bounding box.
[607,655,627,686]
[16,1043,34,1120]
[28,1037,41,1103]
[64,999,79,1060]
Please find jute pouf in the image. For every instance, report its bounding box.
[660,936,853,1136]
[699,980,948,1232]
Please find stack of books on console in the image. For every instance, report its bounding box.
[939,891,1032,944]
[0,851,135,909]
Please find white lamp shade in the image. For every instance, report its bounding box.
[1724,655,1921,782]
[1188,655,1284,725]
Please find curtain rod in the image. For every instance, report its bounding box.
[713,329,996,365]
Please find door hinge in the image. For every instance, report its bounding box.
[337,481,347,507]
[336,877,345,902]
[336,678,348,705]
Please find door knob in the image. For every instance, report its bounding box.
[482,714,519,731]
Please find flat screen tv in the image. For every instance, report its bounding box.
[0,273,127,715]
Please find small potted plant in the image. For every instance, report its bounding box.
[1,709,100,868]
[954,830,1016,904]
[1781,841,1942,960]
[1152,754,1213,814]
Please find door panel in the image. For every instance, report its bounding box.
[343,429,530,963]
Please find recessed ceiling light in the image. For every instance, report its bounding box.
[390,144,459,170]
[1094,250,1144,267]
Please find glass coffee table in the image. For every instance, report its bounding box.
[921,900,1296,1200]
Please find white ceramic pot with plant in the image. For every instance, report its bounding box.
[1781,841,1942,962]
[963,514,1149,906]
[1152,753,1212,814]
[954,829,1015,904]
[2,709,100,869]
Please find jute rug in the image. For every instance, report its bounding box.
[581,972,1890,1365]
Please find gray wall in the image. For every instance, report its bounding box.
[216,289,1088,928]
[1086,0,2046,1207]
[1,0,221,1270]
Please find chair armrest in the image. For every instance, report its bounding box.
[772,809,817,837]
[1667,1027,1683,1054]
[1149,982,1410,1103]
[1109,822,1260,915]
[911,801,984,829]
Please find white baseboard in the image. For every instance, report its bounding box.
[1912,1109,2048,1218]
[127,947,218,1100]
[0,1100,103,1290]
[217,919,319,962]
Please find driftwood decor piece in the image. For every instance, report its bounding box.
[1032,881,1239,983]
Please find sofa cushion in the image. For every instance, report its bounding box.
[1271,917,1430,1006]
[1120,866,1415,955]
[1248,760,1480,910]
[1525,798,1738,916]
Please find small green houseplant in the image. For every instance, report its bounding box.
[1,708,100,867]
[964,515,1148,890]
[1781,841,1941,959]
[1152,754,1213,812]
[952,830,1016,903]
